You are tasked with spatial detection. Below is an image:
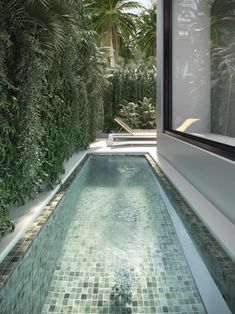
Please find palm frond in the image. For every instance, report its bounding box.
[85,0,141,65]
[25,0,51,8]
[22,0,78,63]
[136,4,157,57]
[116,1,144,11]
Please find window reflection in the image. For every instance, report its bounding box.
[172,0,235,146]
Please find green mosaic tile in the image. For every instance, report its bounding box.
[145,154,235,313]
[41,155,206,314]
[1,153,234,314]
[0,155,89,313]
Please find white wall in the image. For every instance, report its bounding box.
[157,0,235,224]
[172,0,211,133]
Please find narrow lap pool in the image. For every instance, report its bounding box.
[42,155,205,314]
[0,154,234,314]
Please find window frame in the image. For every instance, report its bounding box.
[163,0,235,162]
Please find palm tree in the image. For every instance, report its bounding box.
[85,0,142,67]
[136,3,157,58]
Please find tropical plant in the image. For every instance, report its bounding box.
[119,101,140,128]
[136,3,157,58]
[85,0,142,67]
[138,97,156,128]
[0,0,78,64]
[119,97,156,129]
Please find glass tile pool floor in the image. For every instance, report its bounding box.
[41,155,206,314]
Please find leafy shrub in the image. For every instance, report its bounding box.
[119,102,140,128]
[103,65,156,131]
[138,97,156,129]
[119,97,156,129]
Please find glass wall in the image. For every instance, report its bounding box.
[172,0,235,147]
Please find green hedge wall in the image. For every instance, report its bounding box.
[0,3,106,237]
[103,66,156,131]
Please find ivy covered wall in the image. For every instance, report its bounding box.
[0,1,107,237]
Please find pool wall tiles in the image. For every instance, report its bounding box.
[0,157,88,314]
[145,154,235,314]
[0,153,235,313]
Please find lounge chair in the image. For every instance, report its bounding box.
[106,117,157,146]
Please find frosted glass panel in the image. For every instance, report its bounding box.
[172,0,235,146]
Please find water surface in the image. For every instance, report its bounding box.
[42,155,206,314]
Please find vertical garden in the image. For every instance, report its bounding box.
[0,0,107,236]
[0,0,157,237]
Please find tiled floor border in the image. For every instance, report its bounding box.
[0,154,89,290]
[145,154,235,313]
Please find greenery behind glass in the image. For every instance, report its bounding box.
[211,0,235,137]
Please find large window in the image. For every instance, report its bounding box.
[164,0,235,160]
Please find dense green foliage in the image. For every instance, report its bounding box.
[86,0,157,66]
[0,0,157,237]
[119,97,156,129]
[136,4,157,58]
[0,0,107,237]
[103,65,156,131]
[85,0,142,67]
[86,0,157,131]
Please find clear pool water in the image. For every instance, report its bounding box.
[42,155,206,314]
